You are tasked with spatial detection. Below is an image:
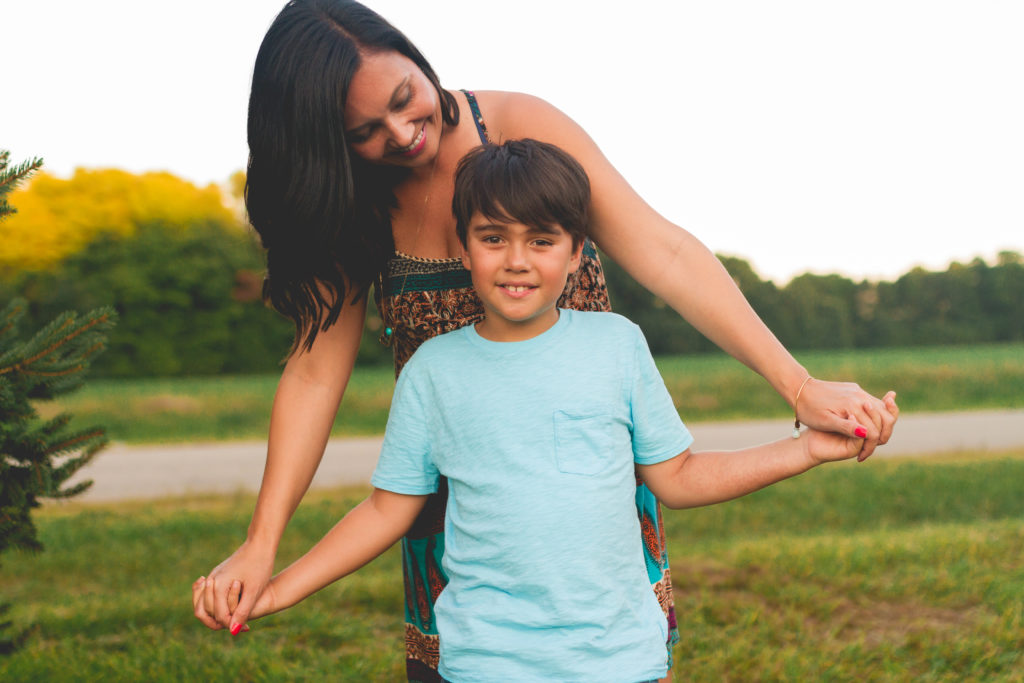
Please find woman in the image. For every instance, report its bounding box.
[194,1,896,679]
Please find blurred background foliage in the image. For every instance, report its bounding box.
[1,166,1021,378]
[602,251,1024,355]
[0,169,237,273]
[0,168,389,377]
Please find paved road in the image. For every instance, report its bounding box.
[65,409,1024,502]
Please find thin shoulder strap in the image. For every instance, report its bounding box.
[460,89,491,144]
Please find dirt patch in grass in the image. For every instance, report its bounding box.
[672,560,989,649]
[671,559,766,591]
[820,598,988,648]
[678,392,721,412]
[34,403,63,419]
[134,395,204,414]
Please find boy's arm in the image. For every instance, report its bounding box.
[200,489,427,622]
[640,440,821,510]
[244,357,439,623]
[640,393,896,509]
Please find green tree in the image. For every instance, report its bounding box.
[986,251,1024,341]
[14,222,290,376]
[781,273,859,349]
[0,151,115,652]
[718,255,793,346]
[599,251,715,355]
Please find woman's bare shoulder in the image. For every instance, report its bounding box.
[468,90,579,140]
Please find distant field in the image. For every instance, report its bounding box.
[3,450,1022,681]
[37,342,1024,443]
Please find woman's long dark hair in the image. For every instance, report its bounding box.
[247,0,460,353]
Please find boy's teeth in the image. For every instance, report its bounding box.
[505,285,529,293]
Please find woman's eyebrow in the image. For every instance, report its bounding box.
[387,76,411,108]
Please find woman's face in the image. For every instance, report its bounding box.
[343,50,442,168]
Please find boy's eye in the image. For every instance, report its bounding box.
[481,235,503,244]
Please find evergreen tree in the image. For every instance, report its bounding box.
[0,151,42,220]
[0,150,116,653]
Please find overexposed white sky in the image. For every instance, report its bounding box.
[3,0,1022,283]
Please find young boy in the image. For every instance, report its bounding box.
[195,140,896,682]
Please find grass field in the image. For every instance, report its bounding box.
[38,342,1024,443]
[2,450,1023,681]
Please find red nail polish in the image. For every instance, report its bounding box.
[855,427,867,438]
[230,623,243,636]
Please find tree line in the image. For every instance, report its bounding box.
[603,251,1024,356]
[2,169,1020,377]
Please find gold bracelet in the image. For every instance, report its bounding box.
[792,376,813,439]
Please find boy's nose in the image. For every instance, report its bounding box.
[504,242,529,270]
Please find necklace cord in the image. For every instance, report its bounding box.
[378,117,444,347]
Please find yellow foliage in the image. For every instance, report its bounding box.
[225,169,248,223]
[0,168,241,274]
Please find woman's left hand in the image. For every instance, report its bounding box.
[796,380,898,461]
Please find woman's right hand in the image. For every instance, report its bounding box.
[193,540,276,633]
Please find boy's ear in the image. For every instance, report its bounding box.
[459,241,472,271]
[568,240,584,274]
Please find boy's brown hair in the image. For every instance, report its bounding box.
[452,139,591,248]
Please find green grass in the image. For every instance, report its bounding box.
[35,367,397,444]
[658,342,1024,421]
[2,451,1023,681]
[39,342,1024,443]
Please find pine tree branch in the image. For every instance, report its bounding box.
[0,156,43,191]
[0,312,113,376]
[43,429,104,457]
[21,365,87,378]
[0,152,43,219]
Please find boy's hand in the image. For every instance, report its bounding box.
[804,391,899,465]
[802,428,865,464]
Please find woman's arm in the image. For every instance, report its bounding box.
[486,91,896,455]
[194,292,368,633]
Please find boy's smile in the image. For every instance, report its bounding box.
[460,214,583,342]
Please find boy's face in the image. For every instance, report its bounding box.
[460,213,583,342]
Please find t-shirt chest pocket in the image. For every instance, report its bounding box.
[552,409,626,475]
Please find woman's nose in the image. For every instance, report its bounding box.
[384,115,417,149]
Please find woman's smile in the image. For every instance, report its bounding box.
[391,122,428,158]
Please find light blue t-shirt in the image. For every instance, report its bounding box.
[371,309,693,682]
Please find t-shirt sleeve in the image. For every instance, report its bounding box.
[629,326,694,465]
[370,361,440,495]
